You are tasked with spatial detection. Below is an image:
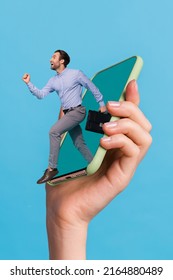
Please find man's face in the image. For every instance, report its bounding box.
[50,52,64,70]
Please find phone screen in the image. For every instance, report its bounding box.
[49,56,143,184]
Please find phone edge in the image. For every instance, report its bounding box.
[86,55,143,175]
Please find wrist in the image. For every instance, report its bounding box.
[99,100,105,107]
[47,220,88,260]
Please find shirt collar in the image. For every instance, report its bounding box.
[56,67,68,76]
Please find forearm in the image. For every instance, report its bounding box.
[27,80,53,99]
[26,82,42,99]
[86,81,105,107]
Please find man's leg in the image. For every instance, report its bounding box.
[49,106,87,168]
[37,106,88,184]
[69,125,93,163]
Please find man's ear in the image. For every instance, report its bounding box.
[60,59,65,65]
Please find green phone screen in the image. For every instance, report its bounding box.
[57,56,142,177]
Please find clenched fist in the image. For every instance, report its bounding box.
[22,73,30,84]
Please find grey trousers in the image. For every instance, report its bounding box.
[49,105,93,168]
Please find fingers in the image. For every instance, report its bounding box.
[100,133,140,159]
[125,80,140,105]
[106,100,152,132]
[22,73,28,79]
[101,118,152,162]
[22,73,30,83]
[99,105,107,113]
[102,118,152,148]
[106,79,151,132]
[101,81,152,163]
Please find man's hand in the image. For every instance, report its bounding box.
[99,105,107,112]
[22,73,30,84]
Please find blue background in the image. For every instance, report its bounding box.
[0,0,172,260]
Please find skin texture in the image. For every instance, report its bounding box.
[45,80,152,260]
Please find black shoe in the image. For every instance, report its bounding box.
[37,168,58,184]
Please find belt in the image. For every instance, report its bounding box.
[63,104,81,114]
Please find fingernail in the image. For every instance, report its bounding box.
[132,80,138,90]
[101,136,111,142]
[104,121,118,128]
[108,101,120,107]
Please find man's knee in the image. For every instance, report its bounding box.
[73,136,85,150]
[49,126,61,138]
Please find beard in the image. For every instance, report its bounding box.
[50,64,56,70]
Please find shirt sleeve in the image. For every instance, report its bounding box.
[78,70,105,107]
[27,78,54,99]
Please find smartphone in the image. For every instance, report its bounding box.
[48,56,143,186]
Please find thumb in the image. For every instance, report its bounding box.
[125,80,140,106]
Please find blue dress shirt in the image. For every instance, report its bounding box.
[27,68,105,109]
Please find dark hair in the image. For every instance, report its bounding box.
[54,50,70,67]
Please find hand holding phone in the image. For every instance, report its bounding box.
[46,80,152,259]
